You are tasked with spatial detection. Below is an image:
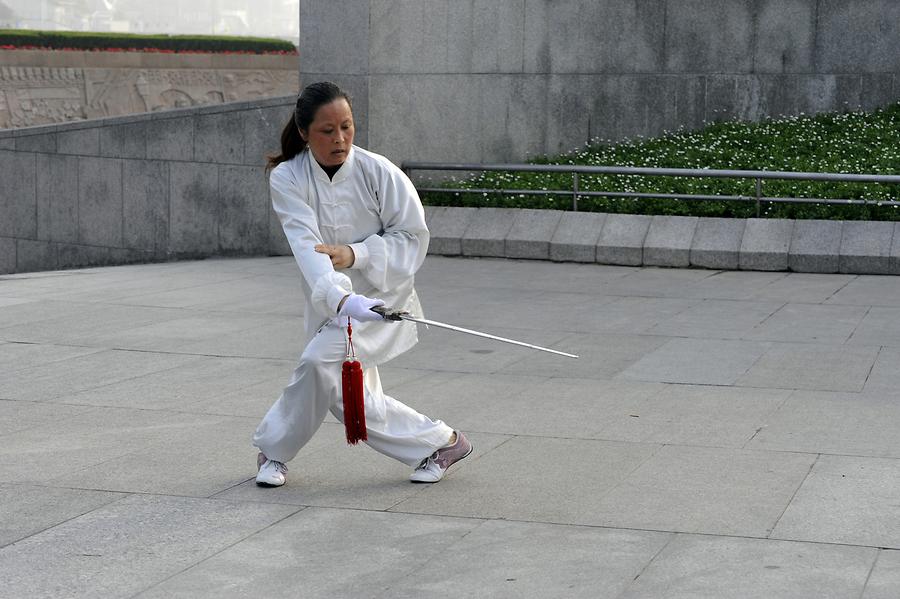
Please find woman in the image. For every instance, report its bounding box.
[253,81,471,487]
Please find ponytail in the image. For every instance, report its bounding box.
[266,116,306,170]
[266,81,352,171]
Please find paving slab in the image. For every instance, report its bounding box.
[0,484,125,548]
[416,254,634,295]
[392,320,572,375]
[742,302,868,344]
[390,373,661,439]
[81,313,286,352]
[0,301,185,344]
[747,390,900,458]
[772,455,900,549]
[0,342,103,375]
[588,445,816,537]
[555,295,699,334]
[752,271,855,303]
[391,436,661,525]
[0,407,230,483]
[134,508,481,599]
[739,218,793,271]
[108,276,286,309]
[175,319,307,360]
[384,519,671,599]
[735,343,879,392]
[599,384,790,448]
[619,534,875,599]
[825,274,900,306]
[421,284,613,334]
[847,306,900,347]
[37,270,255,304]
[185,375,290,418]
[424,206,478,256]
[864,551,900,599]
[0,349,201,402]
[58,356,290,411]
[47,415,263,497]
[197,277,306,316]
[0,398,95,436]
[0,494,300,599]
[616,338,772,386]
[644,298,784,339]
[862,346,900,395]
[599,265,715,297]
[376,365,438,392]
[499,331,669,379]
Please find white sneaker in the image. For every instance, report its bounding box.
[256,453,287,487]
[410,431,473,483]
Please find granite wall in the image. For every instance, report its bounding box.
[300,0,900,166]
[0,96,295,274]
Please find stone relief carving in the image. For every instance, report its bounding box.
[0,66,86,127]
[0,64,299,128]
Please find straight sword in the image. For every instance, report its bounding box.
[371,306,579,359]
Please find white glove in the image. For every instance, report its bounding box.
[338,293,385,323]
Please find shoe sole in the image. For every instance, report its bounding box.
[255,480,284,487]
[410,443,474,484]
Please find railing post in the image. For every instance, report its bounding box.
[573,172,579,211]
[755,177,762,218]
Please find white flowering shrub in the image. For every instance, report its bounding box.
[423,103,900,220]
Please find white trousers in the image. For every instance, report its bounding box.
[252,322,453,467]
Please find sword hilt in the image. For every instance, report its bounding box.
[370,305,408,321]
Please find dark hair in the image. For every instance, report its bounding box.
[266,81,353,170]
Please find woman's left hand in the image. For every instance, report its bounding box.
[315,244,355,269]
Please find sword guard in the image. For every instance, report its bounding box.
[370,305,408,321]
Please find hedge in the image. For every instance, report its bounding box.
[0,29,296,54]
[421,102,900,221]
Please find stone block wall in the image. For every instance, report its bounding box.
[426,206,900,275]
[0,96,295,274]
[300,0,900,167]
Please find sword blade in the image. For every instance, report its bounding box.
[398,314,579,359]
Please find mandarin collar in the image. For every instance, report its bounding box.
[309,146,355,184]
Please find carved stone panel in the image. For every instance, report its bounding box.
[0,62,299,129]
[0,67,87,128]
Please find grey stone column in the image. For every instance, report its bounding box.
[299,0,371,149]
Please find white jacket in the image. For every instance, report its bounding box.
[270,145,429,365]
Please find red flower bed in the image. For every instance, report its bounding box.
[0,30,297,54]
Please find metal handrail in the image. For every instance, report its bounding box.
[401,162,900,215]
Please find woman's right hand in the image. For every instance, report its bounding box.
[338,293,385,322]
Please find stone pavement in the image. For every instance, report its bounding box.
[2,255,900,598]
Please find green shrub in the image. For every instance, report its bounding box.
[0,29,296,54]
[421,103,900,220]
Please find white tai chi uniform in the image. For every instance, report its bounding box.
[252,145,453,467]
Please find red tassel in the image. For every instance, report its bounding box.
[341,319,367,444]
